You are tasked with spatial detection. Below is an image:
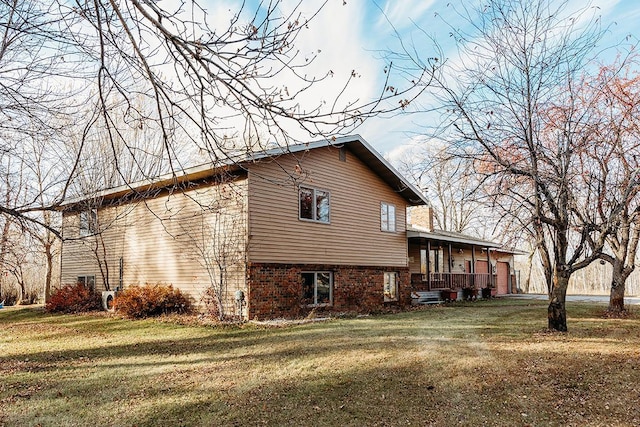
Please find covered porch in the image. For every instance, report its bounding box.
[407,227,513,299]
[410,271,493,291]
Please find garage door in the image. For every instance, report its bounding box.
[496,262,509,295]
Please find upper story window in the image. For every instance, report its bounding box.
[79,209,98,236]
[299,186,330,223]
[381,202,396,232]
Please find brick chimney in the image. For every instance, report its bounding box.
[410,206,434,232]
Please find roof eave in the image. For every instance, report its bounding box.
[407,230,501,248]
[58,134,427,209]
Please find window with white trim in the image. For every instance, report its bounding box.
[77,275,96,291]
[381,202,396,232]
[384,272,399,302]
[299,186,330,223]
[301,272,333,305]
[79,209,98,236]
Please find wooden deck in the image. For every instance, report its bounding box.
[411,272,493,291]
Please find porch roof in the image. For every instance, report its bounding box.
[407,225,501,249]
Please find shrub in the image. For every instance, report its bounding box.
[21,288,41,305]
[45,283,102,313]
[0,287,19,306]
[201,287,247,322]
[201,287,221,320]
[114,283,191,318]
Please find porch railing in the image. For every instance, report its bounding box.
[411,273,493,290]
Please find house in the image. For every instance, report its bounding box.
[407,206,519,300]
[58,135,429,319]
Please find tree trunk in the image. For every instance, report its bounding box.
[523,250,535,293]
[0,217,10,301]
[608,282,625,313]
[44,241,53,303]
[17,279,25,304]
[608,262,627,313]
[548,272,569,331]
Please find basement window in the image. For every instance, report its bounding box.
[77,275,96,291]
[301,272,333,306]
[384,272,399,302]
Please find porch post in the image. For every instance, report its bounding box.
[471,245,476,288]
[448,243,453,289]
[471,246,476,273]
[426,240,431,290]
[486,248,492,287]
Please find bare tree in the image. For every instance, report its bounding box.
[0,153,29,303]
[179,175,248,321]
[1,0,434,263]
[0,0,81,236]
[574,60,640,314]
[397,0,627,331]
[398,143,484,235]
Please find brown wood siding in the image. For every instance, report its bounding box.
[60,212,109,290]
[247,146,409,267]
[60,177,248,313]
[408,241,421,273]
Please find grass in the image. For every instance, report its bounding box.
[1,300,639,426]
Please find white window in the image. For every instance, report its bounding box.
[299,187,330,223]
[431,247,443,273]
[384,272,399,302]
[301,272,333,306]
[79,209,98,236]
[77,275,96,291]
[381,202,396,232]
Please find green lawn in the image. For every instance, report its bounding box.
[1,300,639,426]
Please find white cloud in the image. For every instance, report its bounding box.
[384,136,423,166]
[194,0,640,152]
[284,0,380,103]
[375,0,437,32]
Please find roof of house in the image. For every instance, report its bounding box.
[59,135,428,208]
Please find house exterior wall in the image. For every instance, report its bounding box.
[247,263,410,319]
[60,176,248,314]
[247,146,409,267]
[60,205,126,290]
[408,242,421,273]
[245,146,412,317]
[59,143,421,319]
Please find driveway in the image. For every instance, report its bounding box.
[504,293,640,305]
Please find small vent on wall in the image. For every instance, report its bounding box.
[339,146,347,162]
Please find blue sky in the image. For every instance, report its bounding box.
[355,0,640,158]
[209,0,640,159]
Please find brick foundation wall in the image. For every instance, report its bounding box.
[247,263,410,319]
